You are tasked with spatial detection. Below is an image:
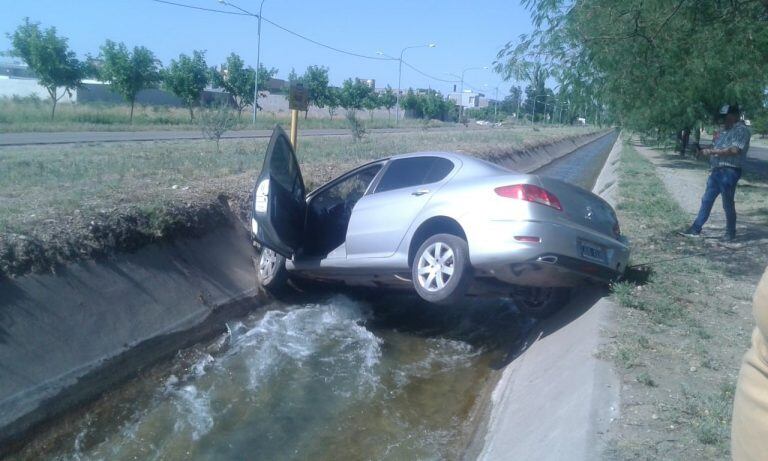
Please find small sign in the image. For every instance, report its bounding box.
[289,83,309,111]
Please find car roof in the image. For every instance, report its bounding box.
[388,151,515,175]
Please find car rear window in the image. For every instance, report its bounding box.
[375,157,454,193]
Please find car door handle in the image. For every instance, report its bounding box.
[411,189,430,196]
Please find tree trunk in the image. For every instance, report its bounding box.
[48,87,57,120]
[130,100,135,123]
[188,105,195,121]
[370,110,374,122]
[305,110,309,120]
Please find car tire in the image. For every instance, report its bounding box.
[411,233,472,305]
[514,287,570,319]
[257,248,288,294]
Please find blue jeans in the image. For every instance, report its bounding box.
[692,167,742,235]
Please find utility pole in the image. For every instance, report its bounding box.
[378,44,435,126]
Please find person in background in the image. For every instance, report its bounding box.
[678,104,750,241]
[731,267,768,460]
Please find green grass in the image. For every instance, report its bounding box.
[680,382,736,448]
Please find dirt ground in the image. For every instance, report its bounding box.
[603,138,768,459]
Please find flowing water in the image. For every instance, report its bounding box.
[14,131,618,461]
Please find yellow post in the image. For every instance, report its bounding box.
[290,109,299,152]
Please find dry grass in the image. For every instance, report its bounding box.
[0,125,598,277]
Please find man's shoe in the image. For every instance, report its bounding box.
[722,232,736,242]
[677,227,701,238]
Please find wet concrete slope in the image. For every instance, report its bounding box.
[477,132,623,461]
[0,219,258,454]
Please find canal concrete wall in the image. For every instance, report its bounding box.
[476,133,623,461]
[0,216,259,454]
[0,128,614,454]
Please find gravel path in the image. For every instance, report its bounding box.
[632,141,744,236]
[632,139,768,279]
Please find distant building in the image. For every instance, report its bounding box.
[356,78,376,90]
[448,90,486,109]
[0,61,36,79]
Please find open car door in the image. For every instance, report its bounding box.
[252,126,306,258]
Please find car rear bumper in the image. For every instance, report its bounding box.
[467,219,630,287]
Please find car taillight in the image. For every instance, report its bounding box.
[495,184,563,211]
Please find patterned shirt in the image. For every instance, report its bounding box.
[711,121,750,169]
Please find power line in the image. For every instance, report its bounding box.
[152,0,248,16]
[400,60,459,84]
[151,0,396,62]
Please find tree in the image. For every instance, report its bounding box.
[256,63,278,111]
[499,86,523,118]
[326,86,340,120]
[287,67,299,85]
[398,88,454,121]
[8,18,84,119]
[496,1,768,132]
[301,65,330,119]
[99,40,161,122]
[164,50,209,120]
[400,89,422,118]
[363,90,380,121]
[211,52,255,119]
[380,85,397,121]
[199,103,236,152]
[339,78,372,111]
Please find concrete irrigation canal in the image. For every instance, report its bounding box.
[2,130,620,460]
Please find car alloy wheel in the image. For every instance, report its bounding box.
[257,247,287,292]
[417,242,455,292]
[411,233,472,305]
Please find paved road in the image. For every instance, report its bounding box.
[0,127,440,146]
[750,145,767,162]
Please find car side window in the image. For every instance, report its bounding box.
[375,157,454,193]
[309,164,382,216]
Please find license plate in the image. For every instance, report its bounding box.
[580,241,607,263]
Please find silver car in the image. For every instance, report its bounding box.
[252,127,630,317]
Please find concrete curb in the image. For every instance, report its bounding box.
[476,133,624,461]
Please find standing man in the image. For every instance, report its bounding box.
[679,104,751,241]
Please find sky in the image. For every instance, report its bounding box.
[0,0,534,96]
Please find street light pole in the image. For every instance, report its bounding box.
[218,0,266,126]
[252,0,266,125]
[457,66,487,121]
[382,44,435,126]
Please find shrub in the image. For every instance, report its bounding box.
[199,103,236,152]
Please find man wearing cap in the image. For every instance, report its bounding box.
[679,104,751,241]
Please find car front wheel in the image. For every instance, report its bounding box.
[412,233,472,305]
[257,248,288,293]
